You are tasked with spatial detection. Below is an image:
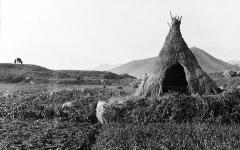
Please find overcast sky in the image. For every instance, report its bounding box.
[0,0,240,70]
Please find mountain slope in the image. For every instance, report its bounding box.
[190,47,239,73]
[111,47,240,78]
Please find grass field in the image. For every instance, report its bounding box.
[0,75,240,149]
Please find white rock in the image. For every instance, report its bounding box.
[96,101,107,124]
[62,102,73,109]
[96,101,116,124]
[25,77,31,80]
[219,85,227,90]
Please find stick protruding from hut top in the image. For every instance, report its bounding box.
[168,12,182,29]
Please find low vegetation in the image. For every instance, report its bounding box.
[94,89,240,149]
[1,74,240,149]
[94,122,240,149]
[0,87,132,149]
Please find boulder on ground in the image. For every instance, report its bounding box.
[62,101,74,109]
[223,70,237,77]
[96,101,116,124]
[96,96,137,124]
[96,101,106,124]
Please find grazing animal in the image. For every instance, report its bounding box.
[14,58,23,64]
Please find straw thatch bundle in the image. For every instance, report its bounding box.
[136,13,219,97]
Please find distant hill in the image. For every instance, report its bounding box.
[190,47,239,73]
[228,60,240,66]
[0,63,135,84]
[0,63,67,80]
[111,47,240,78]
[93,63,121,71]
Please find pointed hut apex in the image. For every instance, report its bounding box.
[168,11,182,29]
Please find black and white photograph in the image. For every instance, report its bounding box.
[1,0,240,149]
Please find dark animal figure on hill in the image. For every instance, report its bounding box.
[117,87,123,90]
[14,58,23,64]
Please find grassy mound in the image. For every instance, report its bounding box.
[93,89,240,149]
[103,90,240,124]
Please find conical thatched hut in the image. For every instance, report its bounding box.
[136,13,219,97]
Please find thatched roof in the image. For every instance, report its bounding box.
[136,13,220,97]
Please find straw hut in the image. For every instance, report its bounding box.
[136,13,219,97]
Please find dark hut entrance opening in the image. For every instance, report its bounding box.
[162,63,188,93]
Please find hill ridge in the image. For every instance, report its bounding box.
[111,47,240,78]
[0,63,136,84]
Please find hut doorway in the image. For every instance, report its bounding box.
[162,63,188,93]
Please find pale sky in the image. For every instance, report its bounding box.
[0,0,240,70]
